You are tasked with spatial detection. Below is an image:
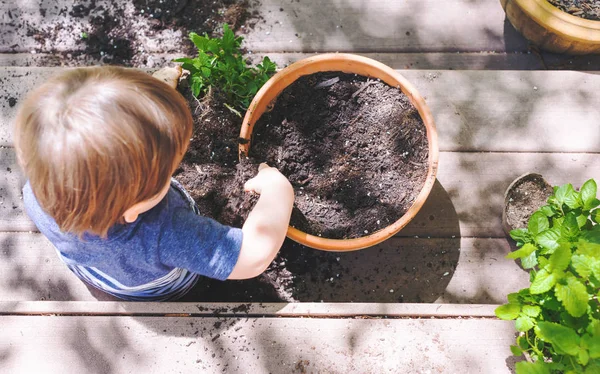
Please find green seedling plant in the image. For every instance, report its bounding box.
[496,179,600,374]
[174,24,276,116]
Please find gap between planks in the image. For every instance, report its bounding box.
[0,301,498,318]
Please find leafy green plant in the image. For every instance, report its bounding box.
[496,179,600,374]
[174,24,277,115]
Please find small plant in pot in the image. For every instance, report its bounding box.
[239,53,439,251]
[500,0,600,54]
[496,178,600,373]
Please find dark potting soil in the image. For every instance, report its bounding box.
[503,173,553,234]
[22,0,253,67]
[175,72,430,302]
[249,72,429,239]
[547,0,600,21]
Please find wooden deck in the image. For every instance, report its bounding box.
[1,0,599,372]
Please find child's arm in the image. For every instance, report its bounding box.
[227,163,294,279]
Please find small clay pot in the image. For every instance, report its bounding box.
[500,0,600,54]
[502,173,553,236]
[239,53,439,252]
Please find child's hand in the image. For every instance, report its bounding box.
[244,163,291,195]
[228,162,294,280]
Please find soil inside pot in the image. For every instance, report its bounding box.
[249,72,429,239]
[174,70,432,302]
[547,0,600,21]
[504,173,553,233]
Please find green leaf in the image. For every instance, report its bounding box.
[221,24,236,52]
[549,243,571,273]
[530,269,557,294]
[536,228,561,253]
[572,254,593,278]
[521,250,539,269]
[537,321,580,355]
[591,261,600,282]
[510,345,523,356]
[205,39,220,55]
[585,361,600,374]
[515,361,551,374]
[577,213,589,229]
[582,230,600,246]
[583,335,600,358]
[495,303,521,320]
[200,67,211,78]
[190,32,208,52]
[539,205,556,217]
[517,335,531,352]
[555,274,589,317]
[588,320,600,337]
[581,349,591,366]
[172,57,194,64]
[582,179,598,210]
[556,183,582,209]
[259,56,277,73]
[510,228,530,241]
[507,292,520,304]
[507,243,537,260]
[529,211,550,235]
[579,241,600,261]
[541,294,562,311]
[592,210,600,224]
[516,316,535,332]
[522,305,541,317]
[562,212,581,240]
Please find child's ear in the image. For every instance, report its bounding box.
[122,207,139,223]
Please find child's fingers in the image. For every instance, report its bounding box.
[244,178,258,193]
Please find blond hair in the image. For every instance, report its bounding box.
[14,67,193,237]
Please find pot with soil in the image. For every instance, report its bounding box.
[239,53,439,251]
[502,172,553,236]
[500,0,600,54]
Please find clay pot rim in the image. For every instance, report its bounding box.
[509,0,600,42]
[239,53,439,252]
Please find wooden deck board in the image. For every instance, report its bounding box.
[0,232,528,303]
[3,148,599,236]
[245,0,529,53]
[0,0,527,54]
[0,315,519,373]
[3,68,600,152]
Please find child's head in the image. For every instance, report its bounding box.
[14,66,193,237]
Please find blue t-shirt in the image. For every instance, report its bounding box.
[23,181,243,287]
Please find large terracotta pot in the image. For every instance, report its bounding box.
[239,53,439,251]
[501,0,600,54]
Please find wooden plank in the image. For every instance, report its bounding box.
[0,232,91,301]
[4,148,600,236]
[3,68,600,152]
[0,315,519,373]
[1,0,527,54]
[244,0,530,53]
[435,152,600,238]
[0,301,498,317]
[0,232,528,303]
[0,148,27,232]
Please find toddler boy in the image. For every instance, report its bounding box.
[13,66,294,301]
